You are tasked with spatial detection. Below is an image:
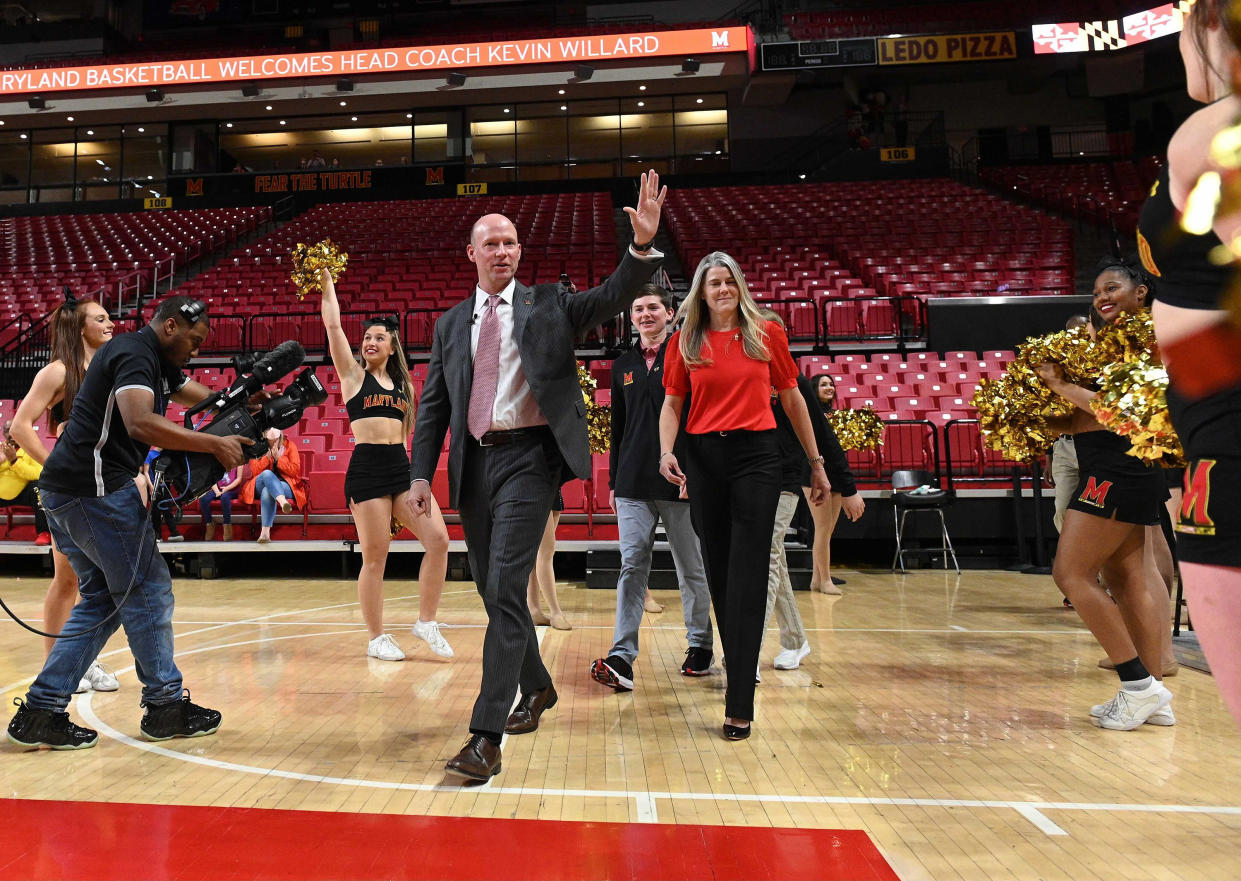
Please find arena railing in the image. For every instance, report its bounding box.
[754,296,820,347]
[819,295,927,344]
[848,419,941,489]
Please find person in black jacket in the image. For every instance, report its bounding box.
[760,312,864,669]
[590,285,715,692]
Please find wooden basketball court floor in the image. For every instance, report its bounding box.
[2,567,1239,880]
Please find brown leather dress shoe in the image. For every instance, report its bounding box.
[504,684,558,734]
[445,734,502,782]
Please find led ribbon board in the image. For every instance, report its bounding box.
[0,26,751,96]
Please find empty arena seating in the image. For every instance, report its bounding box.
[979,157,1163,234]
[0,207,270,322]
[170,193,617,352]
[663,179,1073,345]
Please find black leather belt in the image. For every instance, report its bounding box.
[477,426,549,447]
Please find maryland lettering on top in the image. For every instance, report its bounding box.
[363,393,409,414]
[879,32,1017,65]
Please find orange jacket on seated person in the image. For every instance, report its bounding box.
[240,439,307,510]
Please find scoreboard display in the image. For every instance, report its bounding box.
[760,38,878,70]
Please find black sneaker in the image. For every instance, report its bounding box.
[6,698,98,750]
[590,655,634,691]
[140,691,222,741]
[681,647,713,677]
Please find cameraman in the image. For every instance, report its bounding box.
[7,296,251,750]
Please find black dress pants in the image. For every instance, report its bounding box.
[684,429,781,721]
[458,428,561,735]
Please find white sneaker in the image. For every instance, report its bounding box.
[75,660,120,694]
[1093,681,1173,730]
[367,633,405,661]
[1090,690,1177,725]
[1146,705,1176,726]
[411,619,454,658]
[773,640,811,670]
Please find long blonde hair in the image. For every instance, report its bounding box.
[675,251,769,369]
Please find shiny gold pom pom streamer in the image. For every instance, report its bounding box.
[824,407,885,451]
[578,363,611,456]
[290,239,349,300]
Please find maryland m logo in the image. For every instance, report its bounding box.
[711,30,730,47]
[1177,459,1217,536]
[425,166,445,185]
[185,178,203,196]
[1078,477,1112,508]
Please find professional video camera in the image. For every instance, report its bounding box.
[150,339,327,506]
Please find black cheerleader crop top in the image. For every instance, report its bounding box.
[345,371,410,423]
[1137,166,1232,310]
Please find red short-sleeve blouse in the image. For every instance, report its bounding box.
[663,320,799,433]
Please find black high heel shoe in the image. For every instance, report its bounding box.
[722,722,751,741]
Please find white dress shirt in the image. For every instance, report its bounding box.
[470,278,548,431]
[469,245,663,432]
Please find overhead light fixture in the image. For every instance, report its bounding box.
[574,64,594,81]
[20,133,28,139]
[406,113,413,119]
[637,101,645,107]
[86,129,94,135]
[147,175,153,179]
[696,97,703,104]
[336,78,354,92]
[96,159,105,165]
[682,58,700,73]
[27,96,45,110]
[137,126,145,133]
[66,115,74,122]
[446,71,467,87]
[146,88,163,102]
[339,100,347,107]
[558,88,565,95]
[279,119,286,125]
[560,105,567,111]
[241,83,260,98]
[502,107,510,114]
[350,116,357,121]
[225,122,233,128]
[639,85,647,91]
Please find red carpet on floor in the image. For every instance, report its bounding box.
[0,797,898,880]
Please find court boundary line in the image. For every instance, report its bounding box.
[65,629,1241,840]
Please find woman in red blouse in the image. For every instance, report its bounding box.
[659,251,830,740]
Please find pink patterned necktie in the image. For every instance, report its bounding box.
[468,294,501,440]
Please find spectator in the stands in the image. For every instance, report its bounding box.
[306,150,327,169]
[240,428,305,544]
[329,157,341,169]
[199,468,241,541]
[0,420,49,544]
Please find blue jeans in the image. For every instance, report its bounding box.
[254,469,293,527]
[199,487,236,524]
[28,482,183,711]
[612,498,713,664]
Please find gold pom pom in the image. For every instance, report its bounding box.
[290,239,349,301]
[825,407,885,451]
[1090,361,1186,466]
[578,363,610,455]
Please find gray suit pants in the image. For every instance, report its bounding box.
[459,429,560,735]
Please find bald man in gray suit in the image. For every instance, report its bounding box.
[410,171,667,781]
